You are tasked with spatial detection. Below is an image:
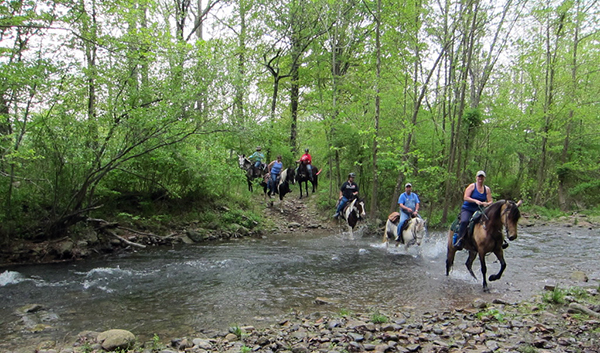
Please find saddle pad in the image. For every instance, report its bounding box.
[388,212,400,224]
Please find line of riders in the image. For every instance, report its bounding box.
[247,146,315,196]
[247,146,504,250]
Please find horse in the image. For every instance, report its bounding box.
[295,163,321,199]
[339,198,366,239]
[264,168,296,211]
[445,199,522,292]
[238,154,268,192]
[383,213,426,250]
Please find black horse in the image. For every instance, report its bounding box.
[295,163,319,199]
[238,154,267,192]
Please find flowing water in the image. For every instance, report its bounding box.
[1,225,599,350]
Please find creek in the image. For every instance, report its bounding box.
[1,225,598,350]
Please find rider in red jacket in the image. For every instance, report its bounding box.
[297,148,313,179]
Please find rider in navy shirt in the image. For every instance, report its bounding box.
[454,170,492,250]
[333,173,359,219]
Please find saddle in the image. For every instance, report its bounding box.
[451,210,484,238]
[388,212,400,224]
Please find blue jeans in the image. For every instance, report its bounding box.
[397,212,422,235]
[336,197,349,214]
[254,161,262,168]
[268,173,279,193]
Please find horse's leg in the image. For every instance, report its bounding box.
[488,249,506,282]
[304,181,308,198]
[465,251,478,280]
[298,181,303,199]
[446,231,457,276]
[478,250,489,292]
[383,223,389,247]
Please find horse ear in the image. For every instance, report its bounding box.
[516,199,523,207]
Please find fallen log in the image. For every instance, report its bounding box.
[104,229,146,249]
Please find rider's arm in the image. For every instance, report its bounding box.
[463,184,478,204]
[267,160,275,171]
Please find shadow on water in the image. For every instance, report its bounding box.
[1,224,599,349]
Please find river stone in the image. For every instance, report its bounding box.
[180,234,195,244]
[97,329,135,351]
[570,271,589,282]
[18,304,43,314]
[288,222,301,228]
[193,338,213,349]
[472,298,488,309]
[186,228,208,242]
[314,297,339,305]
[225,333,238,341]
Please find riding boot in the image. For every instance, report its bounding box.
[455,222,467,250]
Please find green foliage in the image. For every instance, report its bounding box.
[476,308,506,323]
[338,308,353,317]
[542,287,566,305]
[241,345,252,353]
[229,325,243,338]
[1,0,600,243]
[151,333,162,351]
[370,311,388,324]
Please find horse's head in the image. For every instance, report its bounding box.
[285,168,296,184]
[238,154,251,170]
[411,217,426,246]
[501,200,522,241]
[354,198,366,219]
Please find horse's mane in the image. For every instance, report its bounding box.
[484,200,521,229]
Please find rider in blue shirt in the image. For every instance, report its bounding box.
[397,183,421,238]
[267,155,283,195]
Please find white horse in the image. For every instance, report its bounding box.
[383,212,426,250]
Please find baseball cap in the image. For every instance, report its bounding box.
[476,170,486,177]
[405,183,412,187]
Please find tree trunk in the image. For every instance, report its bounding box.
[370,0,381,219]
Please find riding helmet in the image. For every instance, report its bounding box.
[256,146,261,151]
[348,172,356,178]
[305,148,309,152]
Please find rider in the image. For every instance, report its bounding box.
[267,155,283,195]
[248,146,265,173]
[397,182,421,240]
[296,148,313,180]
[454,170,492,250]
[333,173,359,219]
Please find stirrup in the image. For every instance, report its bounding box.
[454,239,464,250]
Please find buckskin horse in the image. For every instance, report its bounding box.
[238,155,267,192]
[295,162,321,199]
[340,198,366,239]
[383,213,426,250]
[446,200,522,292]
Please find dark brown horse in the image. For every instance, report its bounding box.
[295,162,320,199]
[446,200,522,292]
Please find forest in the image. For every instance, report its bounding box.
[1,0,599,242]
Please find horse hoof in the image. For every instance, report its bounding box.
[489,275,499,281]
